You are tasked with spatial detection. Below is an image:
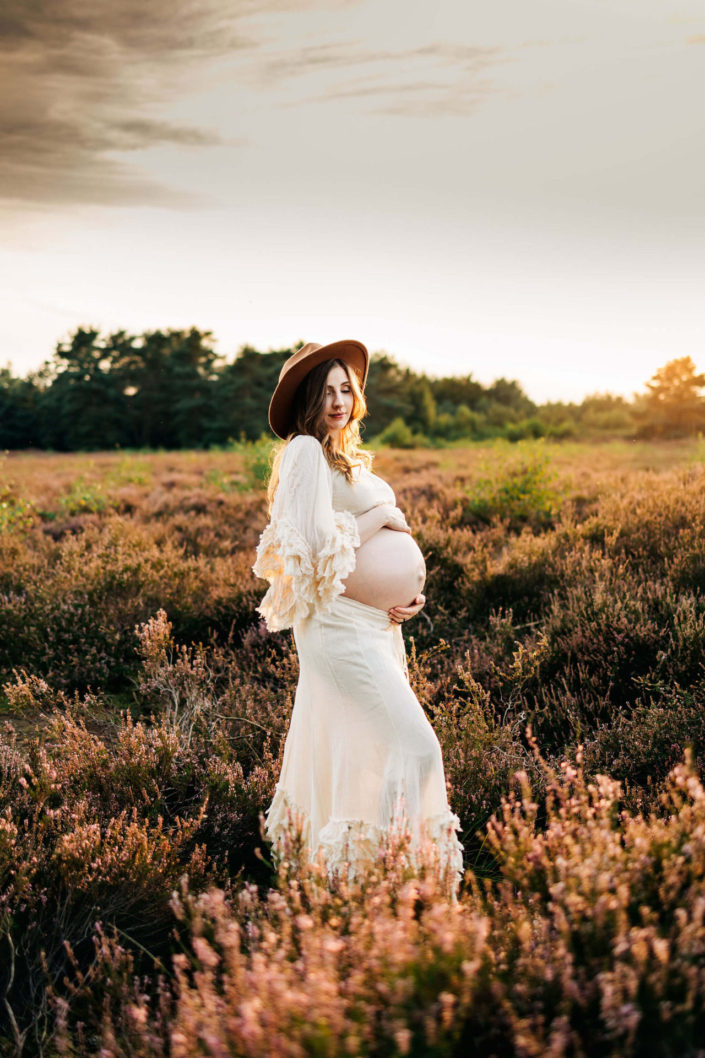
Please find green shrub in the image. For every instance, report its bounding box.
[463,442,561,530]
[504,416,546,442]
[0,494,36,533]
[546,418,578,439]
[215,434,276,490]
[376,416,422,448]
[57,476,109,515]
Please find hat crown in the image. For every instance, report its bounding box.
[279,343,322,382]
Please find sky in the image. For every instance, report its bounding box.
[1,0,704,403]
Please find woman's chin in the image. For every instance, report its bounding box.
[325,421,348,442]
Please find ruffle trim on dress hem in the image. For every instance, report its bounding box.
[252,512,360,633]
[264,787,465,892]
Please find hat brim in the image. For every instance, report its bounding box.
[268,339,369,440]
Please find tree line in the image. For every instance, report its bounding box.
[1,327,703,450]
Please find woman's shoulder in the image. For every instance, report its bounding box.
[287,433,321,451]
[280,434,328,477]
[283,434,324,461]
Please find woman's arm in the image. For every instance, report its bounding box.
[253,436,360,630]
[355,504,411,546]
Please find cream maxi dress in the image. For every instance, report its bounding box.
[253,435,464,887]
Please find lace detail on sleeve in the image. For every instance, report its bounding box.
[253,513,359,632]
[252,439,361,632]
[314,509,359,610]
[252,520,315,632]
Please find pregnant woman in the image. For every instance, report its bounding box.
[253,339,463,889]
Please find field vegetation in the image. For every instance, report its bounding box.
[2,438,705,1056]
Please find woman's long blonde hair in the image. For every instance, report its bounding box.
[266,358,372,512]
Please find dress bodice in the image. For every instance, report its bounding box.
[330,464,395,517]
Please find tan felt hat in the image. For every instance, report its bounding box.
[268,339,369,439]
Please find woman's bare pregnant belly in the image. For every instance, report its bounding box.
[342,527,426,612]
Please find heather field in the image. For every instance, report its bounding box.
[2,439,705,1056]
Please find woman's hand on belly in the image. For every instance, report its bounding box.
[379,505,411,534]
[388,593,426,625]
[354,503,409,545]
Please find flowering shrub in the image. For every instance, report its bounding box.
[0,517,262,689]
[0,666,278,1048]
[0,713,205,1039]
[85,827,486,1058]
[476,748,705,1056]
[1,441,705,1054]
[60,751,705,1058]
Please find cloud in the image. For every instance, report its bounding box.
[0,109,226,208]
[0,0,332,207]
[0,0,290,60]
[257,40,501,117]
[1,1,503,208]
[260,39,496,76]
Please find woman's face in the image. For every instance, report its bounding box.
[322,363,354,443]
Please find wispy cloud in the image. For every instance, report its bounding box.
[251,40,501,116]
[0,0,335,207]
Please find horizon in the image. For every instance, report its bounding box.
[0,323,669,406]
[0,325,692,406]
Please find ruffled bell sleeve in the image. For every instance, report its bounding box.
[253,435,360,631]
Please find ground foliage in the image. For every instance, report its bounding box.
[1,439,705,1056]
